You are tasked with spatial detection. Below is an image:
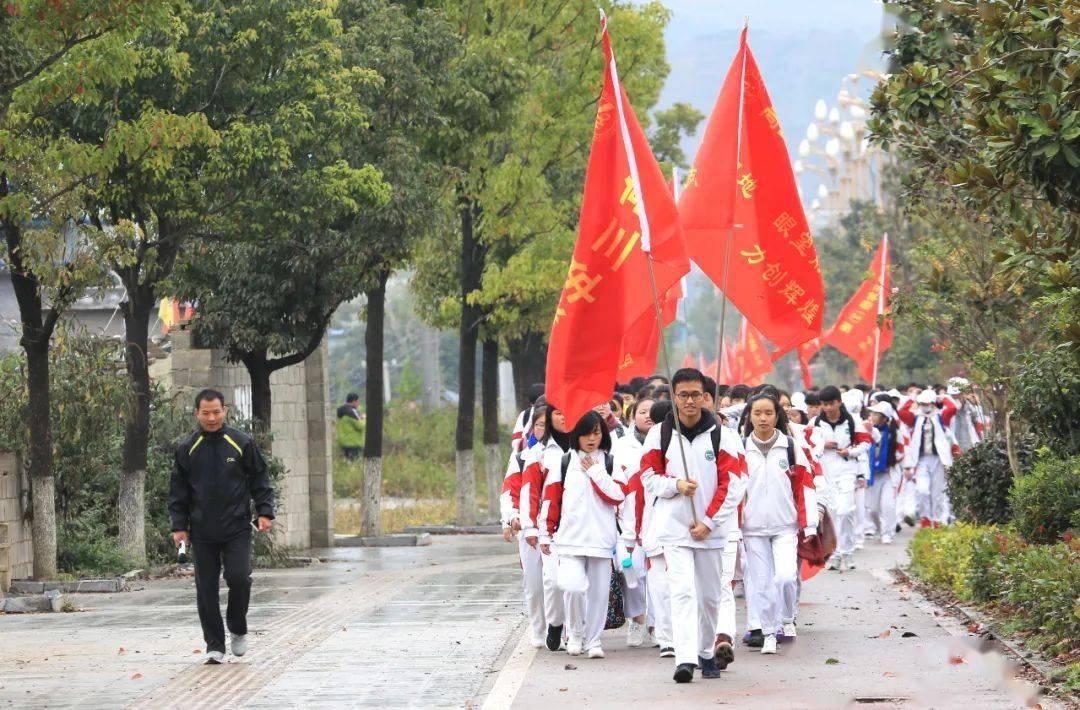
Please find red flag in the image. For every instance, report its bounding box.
[823,235,892,384]
[703,358,718,379]
[680,352,695,369]
[739,318,773,386]
[795,337,821,389]
[546,13,689,426]
[719,337,737,383]
[616,282,680,381]
[679,27,825,354]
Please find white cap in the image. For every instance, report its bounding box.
[791,392,807,409]
[916,389,937,405]
[868,401,897,421]
[886,389,903,399]
[842,388,864,415]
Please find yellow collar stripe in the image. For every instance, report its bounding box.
[189,435,205,456]
[223,434,244,456]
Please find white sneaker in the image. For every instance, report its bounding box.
[844,555,856,570]
[838,556,849,573]
[531,636,546,648]
[854,538,865,550]
[761,635,777,655]
[230,634,248,657]
[626,620,647,647]
[881,536,893,545]
[645,629,658,648]
[827,556,840,571]
[782,622,797,639]
[203,651,224,665]
[587,646,605,659]
[567,638,584,656]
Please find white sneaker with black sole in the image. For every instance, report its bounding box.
[586,646,605,659]
[203,651,224,665]
[626,620,647,647]
[659,646,675,658]
[761,635,778,655]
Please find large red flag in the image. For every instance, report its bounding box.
[546,13,690,426]
[679,27,825,354]
[824,235,892,384]
[616,281,679,381]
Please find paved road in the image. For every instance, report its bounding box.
[0,528,1051,709]
[482,526,1048,710]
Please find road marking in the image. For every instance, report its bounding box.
[479,625,538,710]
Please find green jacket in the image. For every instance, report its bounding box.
[336,407,365,448]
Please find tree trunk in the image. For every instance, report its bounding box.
[361,273,388,537]
[481,338,501,517]
[118,283,154,566]
[455,198,482,525]
[3,216,58,579]
[242,349,274,442]
[508,331,546,410]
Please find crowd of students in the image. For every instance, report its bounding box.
[499,370,988,683]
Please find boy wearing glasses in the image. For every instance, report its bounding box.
[639,368,747,683]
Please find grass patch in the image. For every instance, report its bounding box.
[334,499,460,535]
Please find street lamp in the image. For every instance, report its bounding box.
[828,107,840,124]
[839,121,855,141]
[806,123,820,141]
[825,138,840,157]
[814,99,828,121]
[798,139,811,157]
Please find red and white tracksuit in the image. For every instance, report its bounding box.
[500,443,547,643]
[541,450,624,652]
[639,412,747,667]
[742,433,818,636]
[898,398,959,525]
[521,439,568,630]
[612,432,648,622]
[810,414,871,559]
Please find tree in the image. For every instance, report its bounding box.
[0,0,173,577]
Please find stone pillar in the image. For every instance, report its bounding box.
[305,339,334,547]
[0,453,32,583]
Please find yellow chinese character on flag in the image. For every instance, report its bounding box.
[839,321,853,334]
[590,217,640,271]
[762,262,788,287]
[797,299,819,326]
[779,280,805,305]
[761,107,782,136]
[684,167,699,189]
[737,172,757,200]
[619,176,640,216]
[773,212,797,238]
[740,244,766,265]
[563,259,602,304]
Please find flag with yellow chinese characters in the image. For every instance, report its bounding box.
[546,13,689,427]
[824,236,892,383]
[736,318,773,386]
[616,280,679,381]
[678,27,824,354]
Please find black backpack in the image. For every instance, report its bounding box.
[659,416,724,465]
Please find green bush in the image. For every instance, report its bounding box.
[908,523,982,599]
[964,526,1026,603]
[998,541,1080,655]
[1013,349,1080,456]
[1009,453,1080,544]
[948,437,1034,525]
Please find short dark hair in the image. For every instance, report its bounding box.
[702,376,717,399]
[729,384,751,401]
[671,367,705,391]
[195,389,226,409]
[647,374,670,385]
[569,411,612,452]
[652,385,672,401]
[346,392,360,403]
[818,385,842,403]
[716,383,730,398]
[629,376,647,392]
[527,383,546,405]
[804,391,821,406]
[649,399,673,425]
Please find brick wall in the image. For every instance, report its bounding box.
[0,453,33,581]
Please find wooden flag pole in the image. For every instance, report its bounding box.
[715,17,750,409]
[603,9,698,522]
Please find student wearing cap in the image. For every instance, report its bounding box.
[945,377,985,453]
[897,389,960,528]
[865,401,904,544]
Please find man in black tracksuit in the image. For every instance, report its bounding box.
[169,388,275,664]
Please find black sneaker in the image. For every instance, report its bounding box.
[714,636,735,669]
[746,629,765,648]
[903,515,915,528]
[545,624,564,652]
[698,655,722,679]
[673,663,695,683]
[895,522,903,534]
[659,646,675,658]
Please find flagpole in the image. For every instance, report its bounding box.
[603,10,698,522]
[870,232,888,388]
[715,17,749,408]
[672,167,691,357]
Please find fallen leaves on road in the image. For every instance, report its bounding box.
[967,622,981,634]
[825,658,840,665]
[564,664,577,671]
[192,649,201,654]
[877,629,892,638]
[883,671,897,678]
[559,688,568,692]
[131,673,143,680]
[901,631,918,638]
[118,647,125,654]
[948,655,966,665]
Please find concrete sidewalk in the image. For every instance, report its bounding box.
[0,536,524,709]
[483,526,1046,710]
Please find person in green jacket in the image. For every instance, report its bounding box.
[336,393,365,460]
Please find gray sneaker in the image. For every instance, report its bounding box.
[231,634,248,657]
[203,650,224,665]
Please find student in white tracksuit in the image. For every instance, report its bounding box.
[523,407,571,651]
[898,391,959,527]
[539,412,624,659]
[864,401,904,544]
[740,393,818,655]
[612,397,654,649]
[811,386,871,571]
[639,369,746,684]
[500,405,548,647]
[624,399,677,658]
